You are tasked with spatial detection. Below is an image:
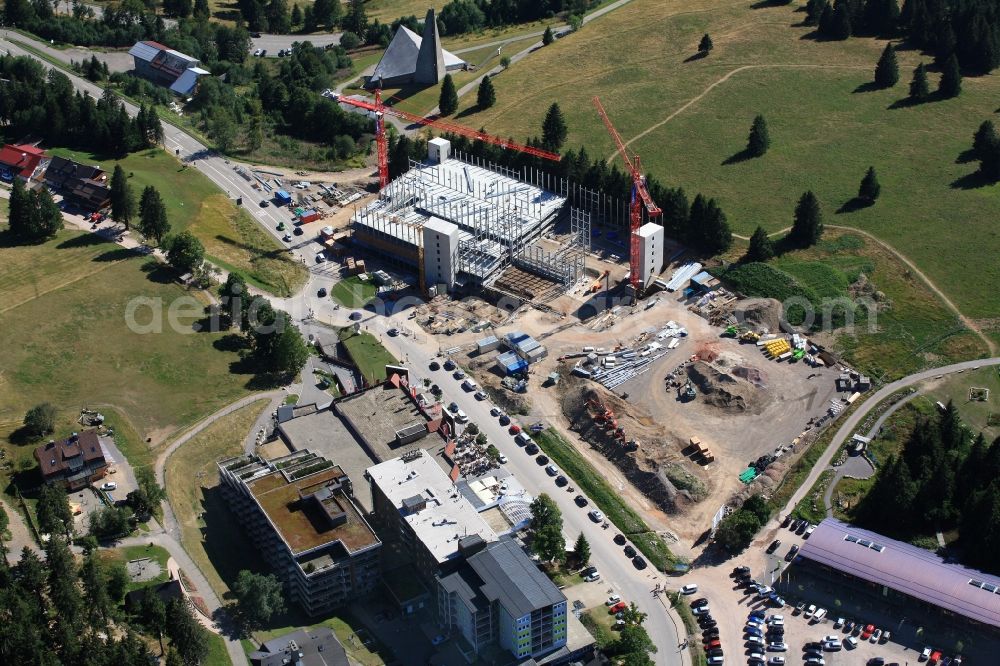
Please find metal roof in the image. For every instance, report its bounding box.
[798,519,1000,628]
[128,41,161,62]
[370,26,465,84]
[467,537,565,619]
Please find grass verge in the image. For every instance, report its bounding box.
[668,591,707,666]
[100,543,172,593]
[338,328,398,385]
[792,469,833,525]
[533,428,675,570]
[165,399,271,600]
[578,609,615,649]
[329,275,378,308]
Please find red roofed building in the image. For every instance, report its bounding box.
[34,431,109,490]
[0,143,50,184]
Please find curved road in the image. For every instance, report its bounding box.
[776,357,1000,522]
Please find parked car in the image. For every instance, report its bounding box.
[766,642,787,652]
[545,464,559,476]
[767,615,784,626]
[555,475,568,487]
[871,628,883,643]
[746,636,765,646]
[805,524,817,537]
[589,509,604,522]
[869,658,886,666]
[749,609,766,620]
[608,601,626,614]
[536,455,549,466]
[766,539,782,553]
[733,565,751,576]
[745,626,763,638]
[605,594,621,606]
[681,583,699,595]
[861,624,875,640]
[768,658,785,666]
[575,495,588,507]
[584,572,601,582]
[293,226,304,235]
[614,533,627,545]
[498,454,508,464]
[690,597,709,609]
[845,636,858,648]
[525,444,539,455]
[786,544,800,560]
[624,545,637,558]
[100,482,117,491]
[805,604,817,618]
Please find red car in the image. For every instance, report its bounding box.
[608,601,626,614]
[509,424,522,435]
[929,651,943,665]
[861,624,875,640]
[704,639,721,649]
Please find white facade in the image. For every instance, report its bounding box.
[423,216,460,292]
[637,222,664,289]
[428,137,451,164]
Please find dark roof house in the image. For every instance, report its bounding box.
[43,155,103,190]
[33,431,108,490]
[43,156,110,210]
[798,518,1000,629]
[249,627,349,666]
[129,40,208,95]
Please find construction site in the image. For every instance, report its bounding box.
[315,89,874,546]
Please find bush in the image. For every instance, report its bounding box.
[340,31,361,49]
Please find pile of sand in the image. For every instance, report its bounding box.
[686,361,770,414]
[734,298,783,333]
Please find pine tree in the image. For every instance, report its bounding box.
[699,33,713,54]
[193,0,209,20]
[313,0,338,29]
[574,533,591,567]
[34,188,62,239]
[747,114,770,158]
[7,178,34,239]
[476,75,496,109]
[541,102,568,151]
[818,2,835,34]
[290,3,302,26]
[109,165,135,230]
[438,74,458,116]
[874,43,899,87]
[938,53,962,98]
[744,226,775,262]
[138,186,171,244]
[690,194,733,255]
[788,191,823,247]
[909,62,929,102]
[858,166,881,203]
[972,120,997,160]
[542,26,554,46]
[805,0,828,26]
[831,0,853,39]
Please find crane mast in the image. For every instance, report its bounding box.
[592,96,661,293]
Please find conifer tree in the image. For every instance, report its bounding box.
[476,75,496,109]
[874,43,899,87]
[747,114,770,158]
[909,62,930,102]
[744,226,775,263]
[699,34,713,54]
[438,74,458,116]
[788,191,823,248]
[858,166,881,203]
[938,53,962,98]
[542,26,554,46]
[541,102,568,151]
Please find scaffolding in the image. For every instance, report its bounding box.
[512,208,590,287]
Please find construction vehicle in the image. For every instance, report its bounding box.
[590,269,611,293]
[740,330,761,343]
[723,325,740,337]
[682,381,697,401]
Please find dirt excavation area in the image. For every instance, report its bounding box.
[414,287,847,549]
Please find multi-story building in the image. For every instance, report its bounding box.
[366,450,498,583]
[34,431,108,490]
[218,451,382,616]
[437,537,568,660]
[128,41,208,95]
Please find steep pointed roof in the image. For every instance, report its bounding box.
[368,12,464,88]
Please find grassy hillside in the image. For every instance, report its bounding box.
[48,148,307,297]
[456,0,1000,332]
[0,225,251,462]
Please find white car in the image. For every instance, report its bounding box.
[766,642,787,652]
[767,658,785,666]
[584,572,601,582]
[746,636,765,646]
[767,615,784,626]
[680,583,699,595]
[805,604,817,618]
[455,409,468,423]
[605,594,622,606]
[100,482,117,491]
[920,647,932,660]
[588,509,604,522]
[498,454,508,464]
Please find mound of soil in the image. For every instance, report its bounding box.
[560,379,705,514]
[686,361,770,414]
[734,297,783,333]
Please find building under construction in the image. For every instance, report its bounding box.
[351,138,594,299]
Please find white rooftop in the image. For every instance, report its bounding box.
[367,451,497,565]
[423,215,459,236]
[638,222,662,238]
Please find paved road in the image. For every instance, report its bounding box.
[354,316,686,666]
[252,32,342,55]
[774,357,1000,525]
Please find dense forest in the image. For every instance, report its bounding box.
[438,0,597,35]
[0,537,212,665]
[858,402,1000,573]
[806,0,1000,73]
[0,56,162,156]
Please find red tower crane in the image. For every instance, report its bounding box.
[592,96,662,293]
[330,90,562,190]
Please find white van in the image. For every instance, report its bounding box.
[455,410,469,423]
[812,608,827,623]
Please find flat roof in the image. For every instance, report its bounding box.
[335,383,430,461]
[423,215,459,235]
[799,518,1000,628]
[367,451,497,565]
[638,222,662,237]
[247,466,379,556]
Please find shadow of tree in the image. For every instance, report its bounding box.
[836,197,873,214]
[852,81,883,94]
[683,51,709,63]
[722,149,754,165]
[93,248,138,262]
[140,260,177,284]
[951,169,995,189]
[955,148,978,164]
[57,233,109,249]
